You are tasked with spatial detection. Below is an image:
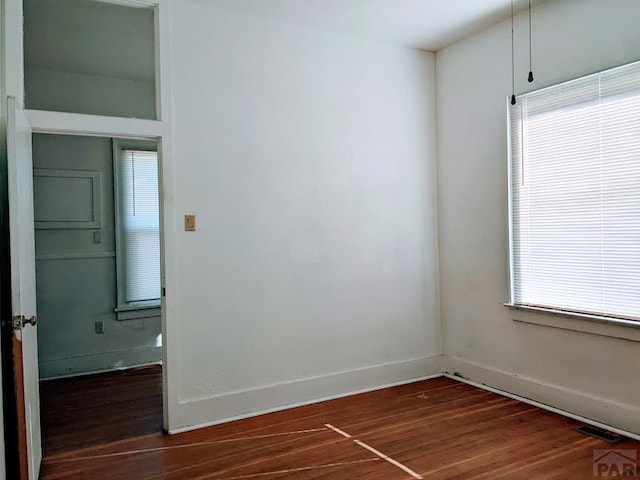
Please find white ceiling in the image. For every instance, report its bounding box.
[206,0,540,51]
[23,0,541,82]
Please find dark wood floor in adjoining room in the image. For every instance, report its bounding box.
[40,372,639,479]
[40,364,163,457]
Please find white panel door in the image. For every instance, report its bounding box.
[7,96,42,480]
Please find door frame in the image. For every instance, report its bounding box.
[1,0,178,475]
[1,1,22,477]
[22,115,177,434]
[0,109,20,480]
[0,162,20,480]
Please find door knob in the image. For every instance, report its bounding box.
[12,315,37,329]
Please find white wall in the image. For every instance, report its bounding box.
[167,3,439,429]
[437,0,640,434]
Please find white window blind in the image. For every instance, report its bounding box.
[509,61,640,322]
[118,150,161,303]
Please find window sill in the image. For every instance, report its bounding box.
[505,304,640,342]
[114,302,161,321]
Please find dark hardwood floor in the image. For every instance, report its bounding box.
[39,371,639,479]
[40,364,163,457]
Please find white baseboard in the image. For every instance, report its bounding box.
[164,352,640,441]
[443,355,640,439]
[170,355,443,434]
[39,346,163,380]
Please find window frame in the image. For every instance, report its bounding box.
[505,61,640,332]
[112,138,161,320]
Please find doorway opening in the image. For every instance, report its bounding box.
[32,133,164,456]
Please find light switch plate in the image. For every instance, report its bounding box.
[185,215,196,232]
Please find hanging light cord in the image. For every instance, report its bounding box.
[511,0,516,105]
[528,0,534,82]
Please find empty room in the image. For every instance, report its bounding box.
[0,0,638,479]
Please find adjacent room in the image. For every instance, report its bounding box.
[0,0,638,479]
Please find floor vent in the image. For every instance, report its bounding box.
[576,425,626,444]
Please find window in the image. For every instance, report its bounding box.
[114,142,161,313]
[509,61,640,322]
[24,0,157,119]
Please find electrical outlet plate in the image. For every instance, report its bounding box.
[95,321,104,335]
[185,215,196,232]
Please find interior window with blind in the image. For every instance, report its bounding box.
[115,146,161,309]
[509,61,640,322]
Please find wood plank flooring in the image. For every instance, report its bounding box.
[39,370,639,479]
[39,365,163,456]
